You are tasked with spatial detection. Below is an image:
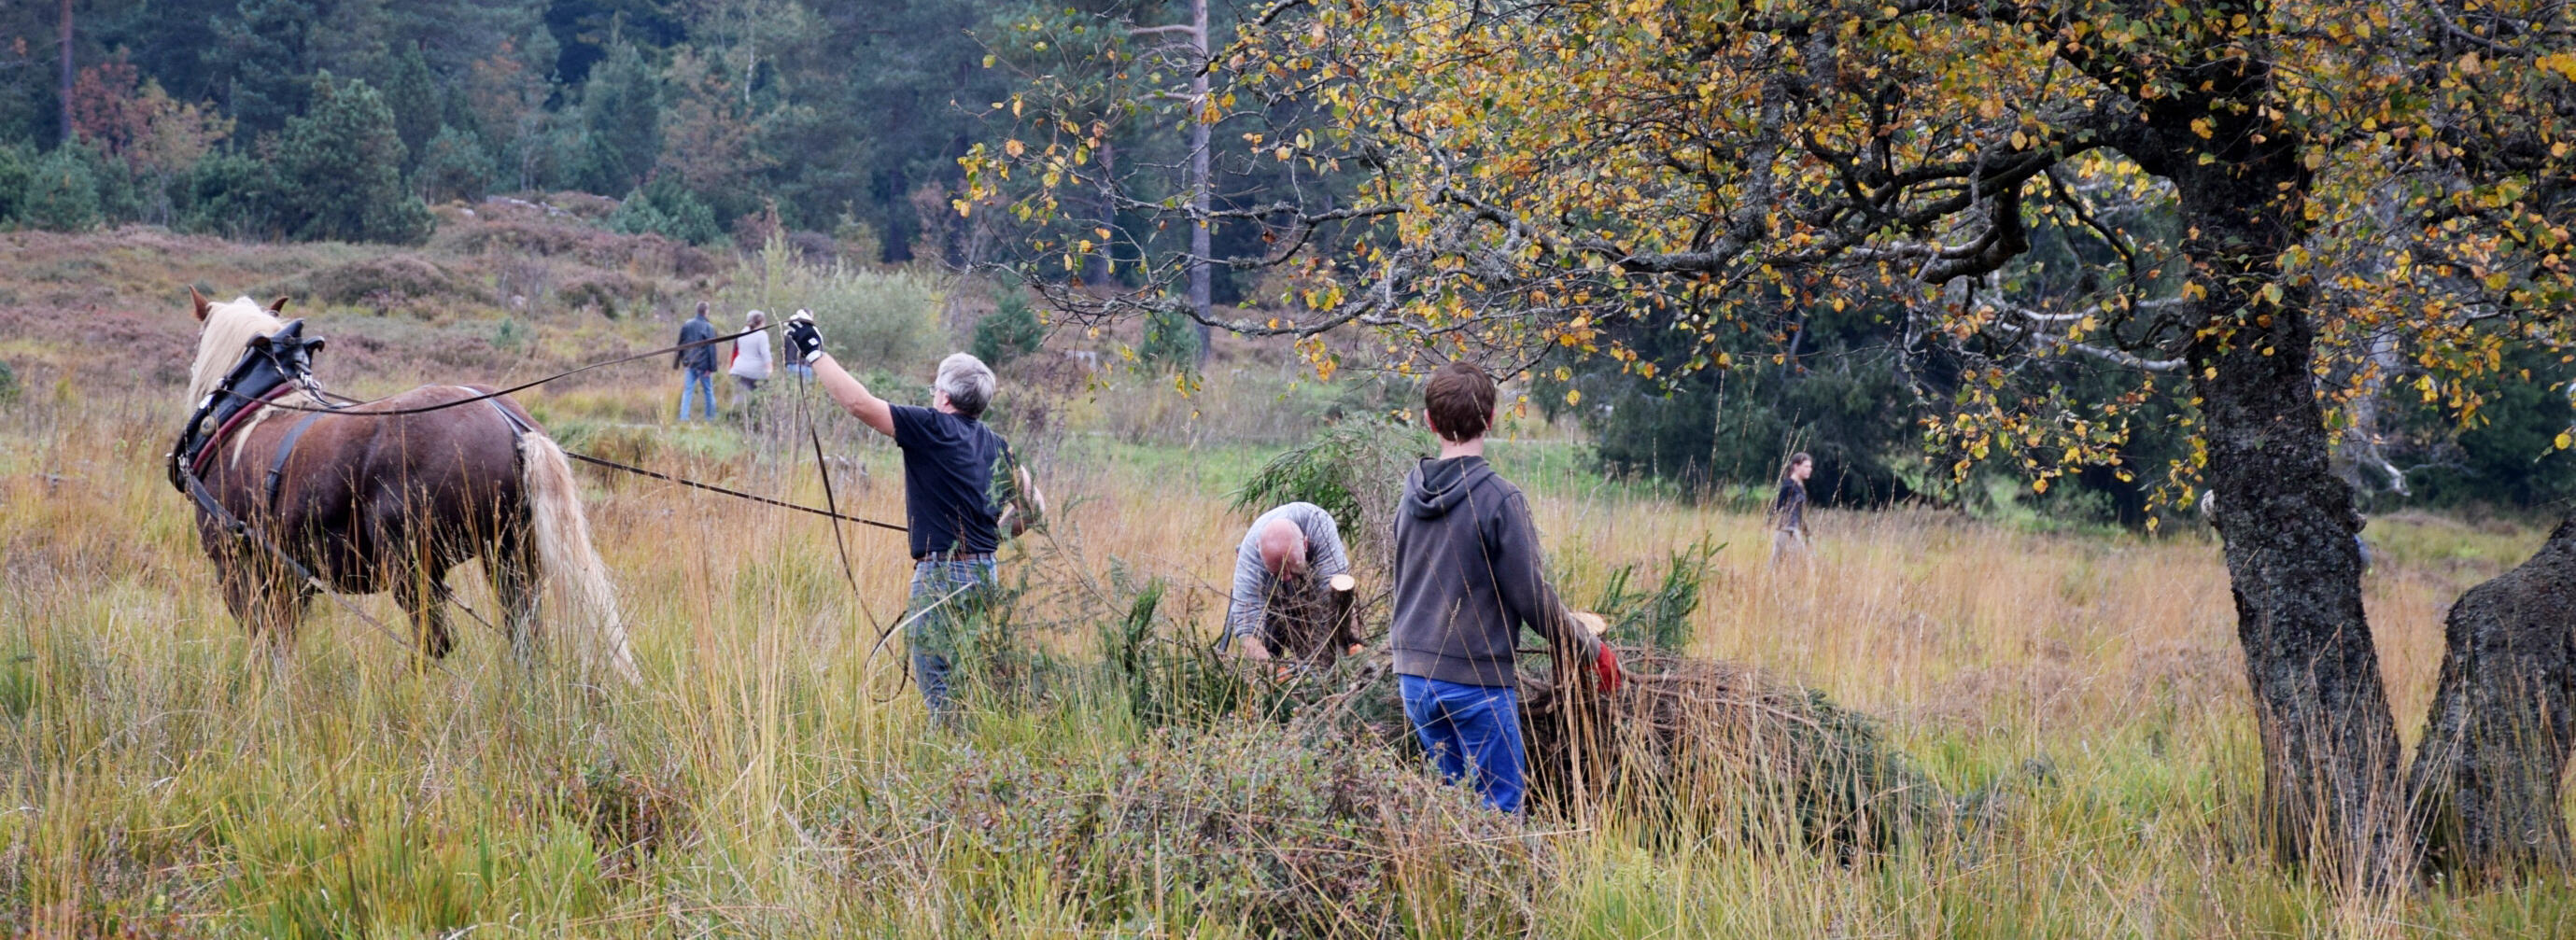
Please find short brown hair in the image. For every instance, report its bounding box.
[1423,361,1498,442]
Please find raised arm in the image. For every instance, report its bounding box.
[782,313,895,437]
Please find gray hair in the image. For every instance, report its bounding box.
[745,309,767,329]
[936,352,997,418]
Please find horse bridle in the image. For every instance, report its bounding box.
[167,319,334,495]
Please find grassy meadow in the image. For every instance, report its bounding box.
[3,219,2574,937]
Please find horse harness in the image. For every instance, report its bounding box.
[169,318,335,502]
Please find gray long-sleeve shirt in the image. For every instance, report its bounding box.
[1225,501,1352,642]
[1388,456,1600,688]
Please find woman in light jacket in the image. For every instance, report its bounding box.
[730,309,775,391]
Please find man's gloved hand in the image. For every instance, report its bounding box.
[783,310,825,364]
[1593,643,1623,695]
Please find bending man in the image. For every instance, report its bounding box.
[782,314,1039,720]
[1226,501,1353,663]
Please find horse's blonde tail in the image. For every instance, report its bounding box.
[519,431,640,684]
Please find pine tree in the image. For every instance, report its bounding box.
[575,37,660,196]
[215,0,317,137]
[416,124,497,203]
[21,145,101,231]
[380,43,443,176]
[276,71,432,244]
[972,288,1047,367]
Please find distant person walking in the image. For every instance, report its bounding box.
[1389,361,1620,815]
[1768,452,1813,567]
[1226,501,1353,663]
[730,309,773,392]
[674,302,719,421]
[782,314,1042,722]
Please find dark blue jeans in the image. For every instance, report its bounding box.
[1400,675,1527,815]
[908,556,996,721]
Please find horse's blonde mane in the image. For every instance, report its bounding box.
[186,296,286,406]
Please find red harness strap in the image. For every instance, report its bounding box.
[189,385,297,479]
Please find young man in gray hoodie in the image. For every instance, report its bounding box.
[1390,361,1622,814]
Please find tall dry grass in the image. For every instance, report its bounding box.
[3,335,2572,936]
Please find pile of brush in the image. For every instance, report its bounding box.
[1288,647,1942,855]
[1097,476,1942,855]
[1522,649,1944,855]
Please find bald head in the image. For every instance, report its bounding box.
[1257,517,1309,581]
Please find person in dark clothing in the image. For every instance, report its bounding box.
[1389,360,1621,814]
[674,302,720,421]
[1768,451,1812,568]
[781,313,1043,721]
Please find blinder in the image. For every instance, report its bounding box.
[168,318,331,493]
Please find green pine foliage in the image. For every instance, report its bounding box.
[274,73,433,244]
[574,39,661,197]
[415,126,497,203]
[179,151,279,239]
[1230,416,1430,562]
[23,147,104,231]
[1591,537,1724,653]
[971,289,1046,367]
[0,144,33,224]
[213,0,319,137]
[1136,307,1199,372]
[380,44,443,176]
[609,179,722,246]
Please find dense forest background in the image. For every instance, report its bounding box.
[0,0,2567,523]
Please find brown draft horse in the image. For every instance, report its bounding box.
[182,289,638,680]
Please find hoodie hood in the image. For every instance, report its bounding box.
[1404,456,1494,520]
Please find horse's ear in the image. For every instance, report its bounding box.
[190,286,211,322]
[267,296,291,314]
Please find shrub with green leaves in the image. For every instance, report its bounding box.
[610,178,723,246]
[971,288,1046,366]
[275,72,435,244]
[1136,307,1198,372]
[1592,536,1724,652]
[23,147,103,231]
[1232,415,1430,574]
[0,144,30,223]
[415,125,497,203]
[179,151,278,238]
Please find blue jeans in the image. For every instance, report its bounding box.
[908,556,997,721]
[679,368,717,421]
[1400,675,1527,814]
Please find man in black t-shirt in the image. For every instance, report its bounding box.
[781,314,1042,719]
